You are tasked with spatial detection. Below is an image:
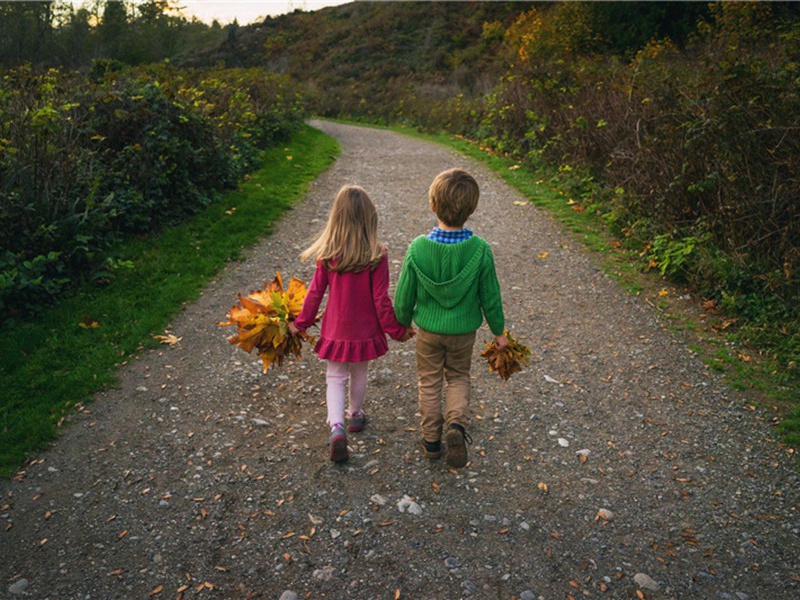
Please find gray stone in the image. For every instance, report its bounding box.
[519,591,536,600]
[464,580,478,594]
[8,579,29,595]
[633,573,660,591]
[279,592,299,600]
[313,566,337,581]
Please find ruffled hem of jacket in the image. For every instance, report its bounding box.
[314,336,389,363]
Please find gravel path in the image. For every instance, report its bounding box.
[2,121,798,600]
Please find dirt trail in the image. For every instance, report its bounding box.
[2,121,798,600]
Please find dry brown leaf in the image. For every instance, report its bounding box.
[481,331,531,380]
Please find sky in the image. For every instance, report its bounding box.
[178,0,352,25]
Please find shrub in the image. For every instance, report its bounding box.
[0,64,308,319]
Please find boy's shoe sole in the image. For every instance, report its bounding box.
[420,439,442,460]
[445,426,468,468]
[329,430,349,462]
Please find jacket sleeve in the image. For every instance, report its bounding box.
[372,254,407,340]
[293,262,328,332]
[478,244,505,335]
[393,247,417,328]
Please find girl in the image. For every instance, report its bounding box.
[289,185,414,462]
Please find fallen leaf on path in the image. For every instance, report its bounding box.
[154,333,182,347]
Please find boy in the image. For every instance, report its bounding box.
[394,168,508,468]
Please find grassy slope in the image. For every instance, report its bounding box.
[0,125,340,477]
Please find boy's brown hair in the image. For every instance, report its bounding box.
[429,168,479,228]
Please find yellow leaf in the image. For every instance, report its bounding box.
[538,252,549,259]
[79,315,99,329]
[154,333,182,347]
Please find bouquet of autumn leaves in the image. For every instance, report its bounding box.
[481,330,531,381]
[219,272,315,371]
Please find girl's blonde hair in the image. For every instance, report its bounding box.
[300,185,384,272]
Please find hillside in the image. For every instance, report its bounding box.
[185,1,533,92]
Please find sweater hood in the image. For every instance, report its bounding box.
[407,236,486,309]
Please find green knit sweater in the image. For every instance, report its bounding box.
[394,235,505,335]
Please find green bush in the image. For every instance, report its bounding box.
[0,64,308,319]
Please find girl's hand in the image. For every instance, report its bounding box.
[399,327,416,342]
[494,333,509,350]
[288,322,299,335]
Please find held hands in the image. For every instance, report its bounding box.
[288,321,299,335]
[399,327,416,343]
[493,333,509,350]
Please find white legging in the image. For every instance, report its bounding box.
[325,360,369,427]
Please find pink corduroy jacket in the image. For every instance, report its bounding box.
[293,253,407,363]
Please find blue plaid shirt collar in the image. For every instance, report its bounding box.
[426,227,473,244]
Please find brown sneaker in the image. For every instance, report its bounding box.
[420,438,442,459]
[445,423,472,468]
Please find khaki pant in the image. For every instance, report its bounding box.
[415,328,476,442]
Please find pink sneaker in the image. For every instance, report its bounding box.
[329,427,349,462]
[347,411,366,433]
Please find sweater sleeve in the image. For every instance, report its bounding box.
[372,254,407,341]
[393,246,417,328]
[293,262,328,332]
[478,244,506,336]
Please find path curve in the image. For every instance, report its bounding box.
[2,122,798,599]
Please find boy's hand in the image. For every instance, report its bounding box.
[494,333,509,350]
[288,322,299,335]
[399,327,416,342]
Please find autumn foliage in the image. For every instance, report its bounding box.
[481,331,531,381]
[219,272,315,371]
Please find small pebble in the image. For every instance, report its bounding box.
[279,592,298,600]
[557,438,570,447]
[312,566,336,581]
[633,573,660,591]
[597,508,614,521]
[8,579,29,595]
[464,580,478,594]
[519,591,536,600]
